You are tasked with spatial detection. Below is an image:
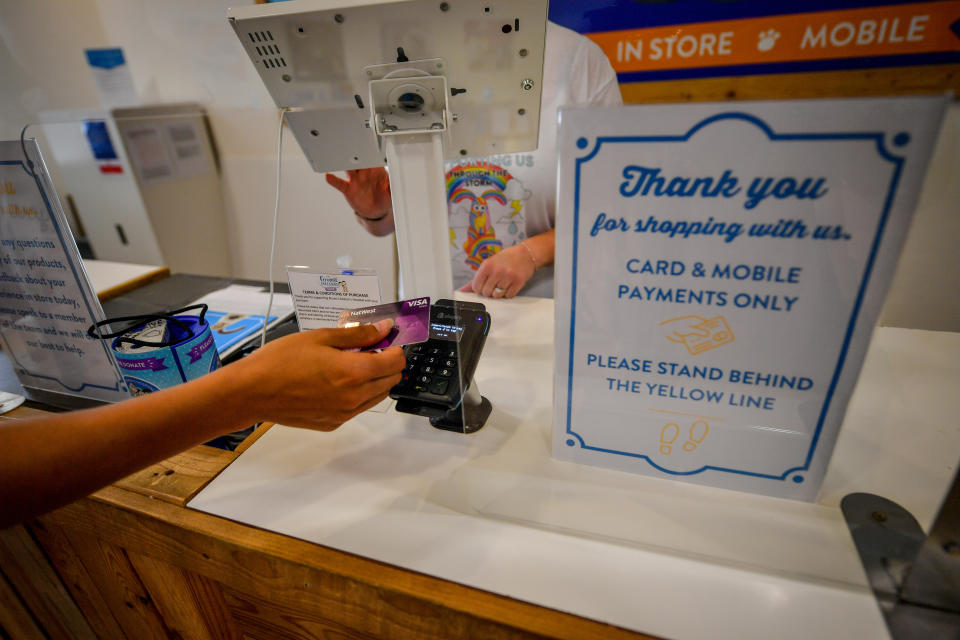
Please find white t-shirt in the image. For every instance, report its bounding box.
[444,22,623,289]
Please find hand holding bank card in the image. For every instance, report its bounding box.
[337,298,430,351]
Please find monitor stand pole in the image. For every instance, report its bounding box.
[383,132,453,303]
[382,132,491,433]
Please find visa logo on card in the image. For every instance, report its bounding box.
[338,297,430,351]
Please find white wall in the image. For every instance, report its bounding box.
[0,0,108,200]
[879,103,960,332]
[213,107,398,290]
[90,0,398,293]
[0,0,398,298]
[0,0,954,324]
[0,1,105,120]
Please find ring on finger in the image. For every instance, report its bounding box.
[493,286,506,297]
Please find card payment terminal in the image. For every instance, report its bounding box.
[390,299,492,432]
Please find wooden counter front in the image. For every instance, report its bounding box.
[0,416,652,640]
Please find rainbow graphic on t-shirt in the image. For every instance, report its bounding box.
[447,162,514,270]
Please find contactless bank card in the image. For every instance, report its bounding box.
[338,297,430,351]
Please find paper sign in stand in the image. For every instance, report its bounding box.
[553,96,947,500]
[0,138,129,406]
[286,267,381,329]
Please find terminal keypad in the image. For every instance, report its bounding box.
[398,343,460,399]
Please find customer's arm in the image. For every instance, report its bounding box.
[0,321,404,528]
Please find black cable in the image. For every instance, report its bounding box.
[19,124,36,177]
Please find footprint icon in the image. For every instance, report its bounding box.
[660,423,680,455]
[683,420,710,452]
[757,29,780,52]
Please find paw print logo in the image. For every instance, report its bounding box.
[757,29,780,52]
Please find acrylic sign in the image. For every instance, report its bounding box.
[553,96,946,500]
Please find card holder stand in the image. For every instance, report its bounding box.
[394,379,492,433]
[428,381,492,434]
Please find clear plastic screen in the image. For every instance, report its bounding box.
[0,137,128,405]
[537,96,951,590]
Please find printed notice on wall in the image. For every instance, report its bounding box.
[84,48,139,108]
[287,267,381,330]
[0,139,128,403]
[553,96,946,500]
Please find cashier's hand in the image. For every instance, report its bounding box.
[236,320,405,431]
[325,168,395,234]
[460,244,536,299]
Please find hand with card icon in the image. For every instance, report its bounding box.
[660,314,735,356]
[661,315,712,343]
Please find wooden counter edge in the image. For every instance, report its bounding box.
[95,266,170,303]
[79,459,655,640]
[3,388,656,637]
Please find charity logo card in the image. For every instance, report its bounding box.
[337,297,430,351]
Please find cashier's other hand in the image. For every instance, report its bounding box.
[460,244,535,299]
[236,320,404,431]
[325,168,393,220]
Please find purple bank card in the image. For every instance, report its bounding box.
[337,297,430,351]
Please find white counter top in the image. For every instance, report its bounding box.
[189,295,960,639]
